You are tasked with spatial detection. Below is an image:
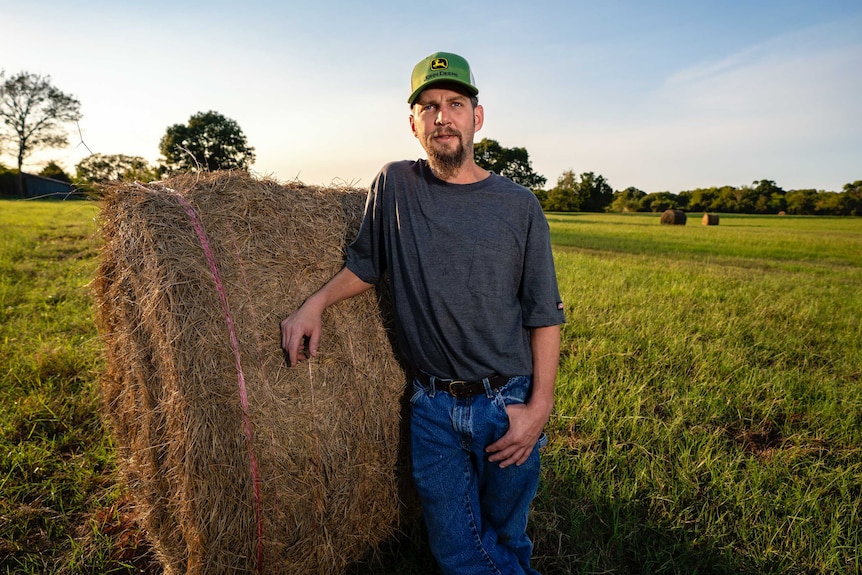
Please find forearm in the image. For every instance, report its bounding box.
[485,323,561,467]
[303,266,374,311]
[281,266,373,365]
[527,324,561,419]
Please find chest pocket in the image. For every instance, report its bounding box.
[468,240,520,298]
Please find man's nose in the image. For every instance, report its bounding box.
[435,108,451,125]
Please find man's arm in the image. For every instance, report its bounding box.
[485,323,561,468]
[280,267,374,366]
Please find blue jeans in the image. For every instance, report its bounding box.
[410,375,546,575]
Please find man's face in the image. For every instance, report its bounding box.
[410,87,484,178]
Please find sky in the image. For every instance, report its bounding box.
[2,0,860,193]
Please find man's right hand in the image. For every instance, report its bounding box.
[279,267,374,367]
[280,301,324,367]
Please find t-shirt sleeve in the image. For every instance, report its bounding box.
[519,198,566,327]
[346,169,387,285]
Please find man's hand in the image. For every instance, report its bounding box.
[279,267,374,367]
[280,302,324,367]
[485,402,551,468]
[486,324,560,467]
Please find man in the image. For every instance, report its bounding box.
[281,52,565,575]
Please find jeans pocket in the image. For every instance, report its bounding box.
[538,431,549,449]
[495,375,532,407]
[409,379,428,406]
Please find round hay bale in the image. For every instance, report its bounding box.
[93,171,409,574]
[660,209,687,225]
[778,211,786,216]
[701,213,720,226]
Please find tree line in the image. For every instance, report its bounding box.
[549,175,862,217]
[0,71,254,196]
[2,69,859,215]
[475,146,861,217]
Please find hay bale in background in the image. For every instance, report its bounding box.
[93,171,408,574]
[660,209,687,225]
[702,213,720,226]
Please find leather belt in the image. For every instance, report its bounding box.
[415,372,510,398]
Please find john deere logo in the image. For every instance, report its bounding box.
[430,58,449,70]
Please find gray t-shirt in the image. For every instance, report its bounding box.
[346,159,565,381]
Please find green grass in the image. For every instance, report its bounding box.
[0,200,156,574]
[538,212,862,574]
[2,202,860,574]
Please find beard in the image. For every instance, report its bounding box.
[424,128,469,180]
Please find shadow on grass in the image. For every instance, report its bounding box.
[49,465,765,575]
[529,467,757,575]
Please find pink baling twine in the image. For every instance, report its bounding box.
[171,190,264,573]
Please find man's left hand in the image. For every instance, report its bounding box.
[485,403,549,468]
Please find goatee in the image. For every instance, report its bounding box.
[425,130,468,181]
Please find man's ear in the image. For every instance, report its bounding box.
[409,112,418,137]
[474,104,484,132]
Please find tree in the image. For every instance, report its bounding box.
[577,171,615,212]
[76,153,158,184]
[473,138,546,190]
[745,179,783,214]
[543,170,614,212]
[159,110,255,173]
[608,186,646,212]
[709,186,740,213]
[0,71,82,196]
[843,180,862,216]
[39,160,71,182]
[543,170,582,212]
[639,191,679,212]
[679,187,718,212]
[544,170,578,212]
[841,180,862,216]
[785,189,818,215]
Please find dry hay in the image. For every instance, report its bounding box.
[701,213,720,226]
[92,171,409,574]
[660,209,687,225]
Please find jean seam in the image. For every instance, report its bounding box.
[464,460,502,575]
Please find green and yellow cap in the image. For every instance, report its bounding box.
[408,52,478,105]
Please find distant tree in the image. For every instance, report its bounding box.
[38,160,71,182]
[814,191,844,215]
[679,187,716,212]
[749,179,784,214]
[608,186,646,212]
[0,71,82,195]
[76,153,158,184]
[639,191,679,213]
[730,186,758,213]
[532,187,548,207]
[159,110,255,173]
[785,189,818,215]
[842,180,862,216]
[708,186,740,213]
[543,170,614,212]
[473,138,546,190]
[578,171,615,212]
[543,170,581,211]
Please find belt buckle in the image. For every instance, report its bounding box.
[448,380,468,396]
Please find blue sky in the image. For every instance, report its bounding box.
[2,0,860,193]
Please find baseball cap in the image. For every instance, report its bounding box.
[408,52,479,105]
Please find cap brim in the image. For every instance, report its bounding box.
[408,79,479,105]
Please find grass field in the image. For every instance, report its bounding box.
[1,200,860,574]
